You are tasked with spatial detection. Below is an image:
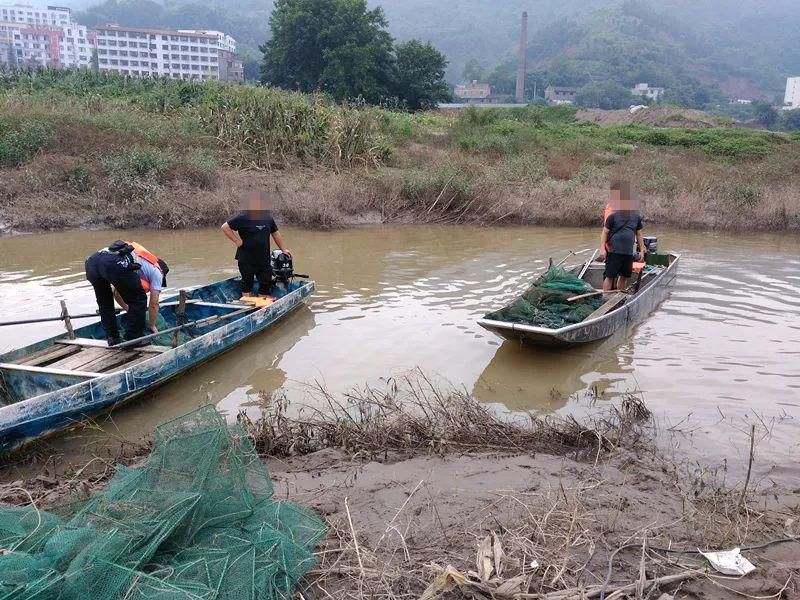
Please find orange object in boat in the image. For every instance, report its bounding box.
[239,295,275,308]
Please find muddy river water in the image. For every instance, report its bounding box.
[1,226,799,476]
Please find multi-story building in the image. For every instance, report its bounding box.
[94,24,242,81]
[0,4,243,81]
[544,85,578,105]
[631,82,665,102]
[0,3,93,68]
[784,77,800,110]
[180,29,242,82]
[454,81,492,103]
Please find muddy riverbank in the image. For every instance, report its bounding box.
[2,384,798,599]
[2,163,800,236]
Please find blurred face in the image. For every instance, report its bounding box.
[608,182,639,212]
[241,191,269,219]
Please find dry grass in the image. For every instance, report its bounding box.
[2,88,800,232]
[2,375,798,599]
[238,371,653,461]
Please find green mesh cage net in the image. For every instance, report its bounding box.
[0,405,326,600]
[485,265,603,329]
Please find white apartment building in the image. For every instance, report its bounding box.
[94,24,241,81]
[631,82,665,102]
[179,29,236,54]
[0,3,92,68]
[784,77,800,110]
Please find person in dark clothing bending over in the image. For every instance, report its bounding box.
[599,180,645,292]
[221,190,291,297]
[85,241,169,347]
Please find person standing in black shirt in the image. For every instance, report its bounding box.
[221,191,292,297]
[599,180,645,292]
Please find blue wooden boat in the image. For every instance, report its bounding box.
[0,276,315,451]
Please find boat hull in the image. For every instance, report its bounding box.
[0,278,314,451]
[478,254,680,348]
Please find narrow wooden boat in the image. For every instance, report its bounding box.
[0,276,314,451]
[478,253,680,348]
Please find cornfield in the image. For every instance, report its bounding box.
[0,68,388,170]
[199,86,386,170]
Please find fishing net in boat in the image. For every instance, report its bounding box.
[0,405,326,600]
[485,265,603,329]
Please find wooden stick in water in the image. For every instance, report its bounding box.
[567,289,626,302]
[60,300,76,340]
[578,249,599,280]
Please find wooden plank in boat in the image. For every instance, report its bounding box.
[48,348,110,371]
[16,344,81,367]
[56,339,170,354]
[585,292,626,320]
[0,362,102,378]
[79,351,139,374]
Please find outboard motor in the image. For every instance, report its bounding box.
[643,236,658,254]
[271,250,294,282]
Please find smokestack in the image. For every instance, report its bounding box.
[515,11,528,104]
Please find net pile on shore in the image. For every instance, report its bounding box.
[486,266,603,329]
[0,405,326,600]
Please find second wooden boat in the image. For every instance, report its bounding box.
[478,253,680,348]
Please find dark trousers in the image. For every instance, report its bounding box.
[85,251,147,341]
[238,260,272,295]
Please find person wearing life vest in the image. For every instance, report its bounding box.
[84,241,169,347]
[599,180,645,292]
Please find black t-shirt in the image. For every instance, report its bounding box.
[227,210,278,263]
[604,210,643,255]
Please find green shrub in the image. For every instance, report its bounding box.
[494,153,547,183]
[457,133,512,154]
[724,182,762,207]
[63,163,92,192]
[183,149,218,189]
[377,111,416,141]
[610,143,635,155]
[705,137,771,158]
[0,120,52,166]
[640,160,679,196]
[402,165,472,204]
[461,105,502,126]
[105,146,173,201]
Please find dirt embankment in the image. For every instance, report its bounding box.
[576,107,724,128]
[3,155,800,236]
[2,379,798,599]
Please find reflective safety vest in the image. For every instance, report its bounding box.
[126,241,162,292]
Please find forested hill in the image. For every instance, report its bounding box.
[68,0,800,101]
[70,0,608,80]
[486,0,800,104]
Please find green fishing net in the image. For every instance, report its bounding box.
[0,405,326,600]
[485,266,603,329]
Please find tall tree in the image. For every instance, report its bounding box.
[783,109,800,131]
[753,101,779,128]
[574,81,633,109]
[261,0,394,103]
[461,58,486,83]
[393,40,451,110]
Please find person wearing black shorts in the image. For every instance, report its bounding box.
[85,246,147,346]
[599,181,645,292]
[220,191,292,297]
